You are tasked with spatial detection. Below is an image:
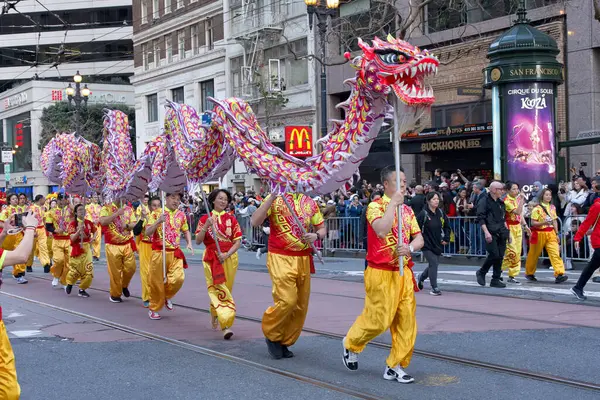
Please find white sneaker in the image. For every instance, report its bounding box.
[148,310,161,320]
[16,276,28,284]
[256,249,261,260]
[165,299,173,311]
[342,337,358,371]
[383,365,414,384]
[223,328,234,340]
[52,277,59,287]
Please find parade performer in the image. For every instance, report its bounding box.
[525,188,568,283]
[145,192,193,320]
[0,194,28,284]
[86,194,102,261]
[571,196,600,300]
[99,201,137,303]
[30,195,51,273]
[342,167,423,383]
[45,198,58,266]
[17,194,27,213]
[65,204,97,298]
[138,196,160,308]
[0,212,38,399]
[501,182,529,284]
[135,194,150,247]
[45,194,74,288]
[251,192,326,359]
[196,189,242,339]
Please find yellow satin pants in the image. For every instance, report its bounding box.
[105,243,137,298]
[501,224,523,278]
[0,320,20,399]
[262,252,311,347]
[92,225,101,258]
[138,241,153,302]
[525,230,565,277]
[2,233,26,277]
[47,236,53,261]
[66,243,94,290]
[203,253,238,330]
[33,227,51,267]
[345,266,417,369]
[148,251,185,312]
[51,239,71,285]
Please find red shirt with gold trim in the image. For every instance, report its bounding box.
[196,210,242,247]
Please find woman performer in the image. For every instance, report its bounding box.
[138,196,161,308]
[525,188,568,284]
[45,199,58,266]
[196,189,241,340]
[501,182,529,284]
[65,204,97,297]
[0,194,27,284]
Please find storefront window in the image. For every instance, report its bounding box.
[6,112,32,173]
[431,100,492,127]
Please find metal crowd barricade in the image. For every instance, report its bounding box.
[441,216,487,258]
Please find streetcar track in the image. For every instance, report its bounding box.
[0,290,382,400]
[10,274,600,393]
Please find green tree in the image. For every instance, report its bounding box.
[38,102,136,153]
[252,70,289,135]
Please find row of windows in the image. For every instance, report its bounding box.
[0,40,133,67]
[140,0,194,24]
[0,7,132,34]
[140,16,220,71]
[432,100,492,127]
[146,80,214,122]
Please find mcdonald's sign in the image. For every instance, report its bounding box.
[285,126,313,157]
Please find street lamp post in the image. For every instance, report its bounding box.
[65,71,90,135]
[305,0,339,140]
[0,142,16,191]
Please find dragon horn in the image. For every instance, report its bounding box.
[386,33,395,43]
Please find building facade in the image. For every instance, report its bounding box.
[326,0,600,184]
[0,80,135,197]
[0,0,134,92]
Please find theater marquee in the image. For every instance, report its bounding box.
[420,138,482,152]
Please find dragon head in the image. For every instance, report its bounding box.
[356,34,439,106]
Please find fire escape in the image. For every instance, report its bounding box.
[230,0,285,100]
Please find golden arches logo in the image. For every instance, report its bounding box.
[285,126,312,157]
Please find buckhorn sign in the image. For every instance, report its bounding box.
[285,126,312,157]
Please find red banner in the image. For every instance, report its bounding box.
[285,126,312,157]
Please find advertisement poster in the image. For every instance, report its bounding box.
[285,126,312,157]
[504,82,556,198]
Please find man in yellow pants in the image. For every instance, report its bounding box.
[0,194,27,284]
[145,193,194,320]
[1,210,40,399]
[29,195,51,273]
[342,167,423,383]
[501,182,529,284]
[251,192,326,359]
[45,194,74,288]
[86,194,102,261]
[100,201,138,303]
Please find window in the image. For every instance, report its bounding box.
[191,25,198,55]
[141,0,148,24]
[431,100,492,127]
[261,38,308,89]
[142,43,149,70]
[230,56,243,95]
[178,30,185,60]
[177,0,184,9]
[206,18,214,50]
[166,35,172,63]
[147,94,158,122]
[152,0,159,19]
[200,80,215,112]
[172,87,185,103]
[153,39,160,67]
[164,0,171,14]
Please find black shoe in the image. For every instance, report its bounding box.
[122,287,130,298]
[555,274,568,284]
[78,290,90,298]
[490,279,506,288]
[429,287,442,296]
[342,338,358,371]
[26,266,33,273]
[475,270,485,286]
[282,346,294,358]
[417,273,424,290]
[65,285,73,295]
[571,287,587,300]
[109,296,123,303]
[525,274,537,282]
[93,257,99,262]
[507,277,521,284]
[265,338,283,359]
[43,265,51,273]
[592,277,600,283]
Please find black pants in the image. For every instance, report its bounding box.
[574,248,600,290]
[421,250,440,289]
[478,232,507,280]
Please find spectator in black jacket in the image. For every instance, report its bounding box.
[410,185,425,216]
[416,192,451,295]
[583,177,600,213]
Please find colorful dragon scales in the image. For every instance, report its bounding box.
[41,35,438,198]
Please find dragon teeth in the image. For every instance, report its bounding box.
[411,67,417,78]
[410,86,417,97]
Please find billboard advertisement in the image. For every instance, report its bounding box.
[504,82,556,198]
[285,126,312,157]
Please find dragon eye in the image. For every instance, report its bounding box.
[381,53,407,64]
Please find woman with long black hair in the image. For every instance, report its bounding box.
[417,192,451,295]
[196,189,242,340]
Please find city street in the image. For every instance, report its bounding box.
[2,245,600,399]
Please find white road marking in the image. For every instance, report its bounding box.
[437,278,600,298]
[6,312,24,318]
[10,330,43,338]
